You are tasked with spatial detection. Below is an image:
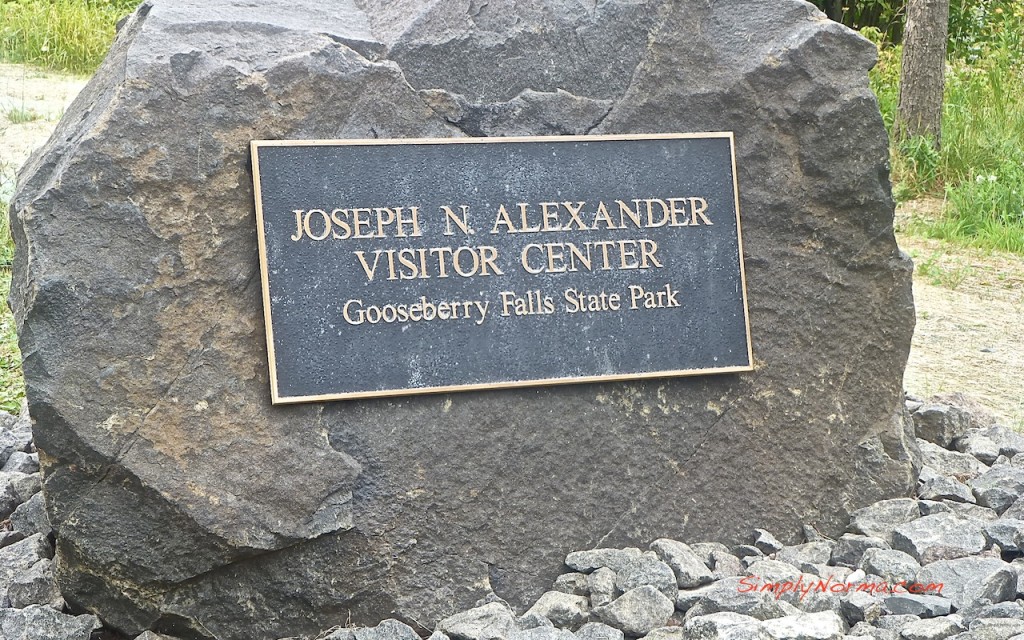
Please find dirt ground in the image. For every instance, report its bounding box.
[0,64,89,203]
[896,199,1024,427]
[1,64,1021,427]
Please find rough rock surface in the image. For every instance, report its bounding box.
[10,1,916,638]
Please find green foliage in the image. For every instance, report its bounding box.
[896,135,942,197]
[949,0,1024,64]
[809,1,906,42]
[3,105,42,123]
[864,27,901,131]
[864,9,1024,255]
[931,167,1024,253]
[0,268,23,415]
[912,250,975,289]
[0,0,139,73]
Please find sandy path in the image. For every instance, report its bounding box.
[0,64,89,203]
[1,64,1021,426]
[897,200,1024,427]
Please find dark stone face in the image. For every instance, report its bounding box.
[253,135,752,402]
[9,1,919,639]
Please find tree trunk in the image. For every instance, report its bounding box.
[896,0,950,147]
[821,0,844,22]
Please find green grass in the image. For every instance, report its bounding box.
[3,105,42,123]
[866,3,1024,255]
[0,158,21,413]
[0,160,20,413]
[911,250,975,290]
[0,267,24,415]
[0,0,139,74]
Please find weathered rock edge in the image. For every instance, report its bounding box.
[9,1,918,639]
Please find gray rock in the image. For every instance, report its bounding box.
[677,584,719,613]
[0,426,31,470]
[506,628,575,640]
[7,558,63,609]
[893,514,988,564]
[566,549,642,573]
[13,473,40,501]
[591,586,674,637]
[848,622,898,639]
[745,560,802,582]
[898,615,966,640]
[10,492,51,538]
[566,549,677,599]
[1,452,39,475]
[0,605,98,640]
[637,628,686,640]
[859,548,921,584]
[574,622,624,640]
[947,503,1001,523]
[690,543,731,568]
[970,568,1019,609]
[913,404,972,448]
[839,591,882,626]
[134,633,182,640]
[552,573,589,597]
[760,611,846,639]
[686,577,791,621]
[353,620,421,640]
[832,535,891,568]
[650,539,715,588]
[916,557,1016,610]
[588,568,618,608]
[684,612,764,638]
[972,467,1024,514]
[917,441,990,481]
[881,594,953,618]
[964,601,1024,621]
[0,530,26,550]
[803,565,854,583]
[776,542,836,569]
[957,431,1003,466]
[1002,498,1024,522]
[437,602,516,640]
[0,534,52,602]
[754,530,786,555]
[775,577,844,617]
[1012,558,1024,594]
[525,591,589,628]
[978,425,1024,459]
[9,1,919,636]
[734,545,767,561]
[919,501,953,517]
[919,476,976,504]
[712,551,746,580]
[515,612,553,631]
[985,520,1024,554]
[874,614,921,630]
[849,500,923,546]
[967,618,1024,635]
[0,472,37,520]
[803,526,831,544]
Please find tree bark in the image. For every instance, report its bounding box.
[821,0,845,22]
[896,0,950,147]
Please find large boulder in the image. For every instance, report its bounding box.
[9,1,917,638]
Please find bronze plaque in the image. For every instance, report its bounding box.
[251,133,752,403]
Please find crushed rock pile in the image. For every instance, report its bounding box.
[4,394,1024,640]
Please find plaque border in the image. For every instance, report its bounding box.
[251,132,753,404]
